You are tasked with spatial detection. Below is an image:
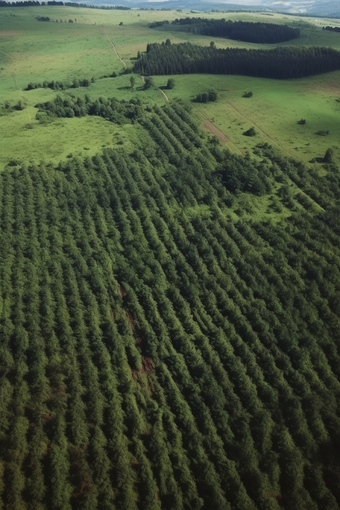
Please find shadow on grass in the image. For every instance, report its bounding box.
[309,157,325,163]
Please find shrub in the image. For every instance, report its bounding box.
[243,127,256,137]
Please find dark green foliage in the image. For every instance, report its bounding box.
[144,76,154,89]
[0,100,25,114]
[166,78,175,89]
[149,20,169,28]
[36,95,143,123]
[243,127,256,137]
[133,42,340,79]
[324,148,335,163]
[25,77,93,91]
[243,91,253,98]
[0,101,340,510]
[194,90,217,103]
[323,25,340,33]
[170,17,300,43]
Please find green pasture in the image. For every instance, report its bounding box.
[0,98,144,171]
[1,5,340,169]
[147,72,340,164]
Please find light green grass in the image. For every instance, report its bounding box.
[159,73,340,164]
[0,107,140,170]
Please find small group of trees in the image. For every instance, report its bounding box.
[143,76,154,89]
[194,90,217,103]
[0,99,25,114]
[36,94,144,124]
[25,77,94,91]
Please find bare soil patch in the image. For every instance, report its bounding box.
[159,88,168,102]
[203,119,229,143]
[0,31,23,36]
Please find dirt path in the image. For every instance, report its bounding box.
[88,13,127,68]
[0,49,16,62]
[0,50,17,89]
[225,101,322,209]
[101,27,127,68]
[226,100,294,159]
[140,77,169,101]
[200,112,243,155]
[0,31,24,37]
[158,88,169,102]
[203,119,229,143]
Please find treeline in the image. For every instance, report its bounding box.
[149,20,170,28]
[170,18,300,44]
[133,42,340,79]
[36,94,144,123]
[0,0,62,5]
[25,77,94,91]
[64,2,130,9]
[0,0,130,7]
[0,99,340,510]
[323,25,340,33]
[0,0,41,5]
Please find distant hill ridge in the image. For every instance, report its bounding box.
[1,0,340,16]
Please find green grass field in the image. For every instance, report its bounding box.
[1,5,340,170]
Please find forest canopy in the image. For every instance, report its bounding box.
[159,18,301,44]
[133,42,340,79]
[1,99,340,510]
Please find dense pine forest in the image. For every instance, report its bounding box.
[1,99,340,510]
[164,19,300,44]
[133,43,340,79]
